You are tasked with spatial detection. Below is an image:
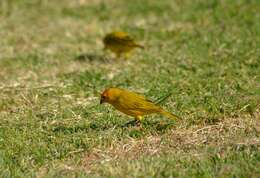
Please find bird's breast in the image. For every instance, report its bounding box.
[110,102,138,117]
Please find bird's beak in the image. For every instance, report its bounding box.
[100,98,104,104]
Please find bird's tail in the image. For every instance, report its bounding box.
[159,109,180,120]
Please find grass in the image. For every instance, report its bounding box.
[0,0,259,177]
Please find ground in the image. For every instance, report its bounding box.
[0,0,259,177]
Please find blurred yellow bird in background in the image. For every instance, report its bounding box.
[100,88,180,123]
[103,31,144,59]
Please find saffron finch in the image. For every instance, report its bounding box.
[100,88,180,122]
[103,31,144,58]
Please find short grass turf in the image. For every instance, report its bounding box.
[0,0,259,177]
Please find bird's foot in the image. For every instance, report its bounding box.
[122,119,141,127]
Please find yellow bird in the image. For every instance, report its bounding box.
[100,88,180,122]
[103,31,144,58]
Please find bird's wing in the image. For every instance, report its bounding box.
[111,33,135,45]
[119,91,158,111]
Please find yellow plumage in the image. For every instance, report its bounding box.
[100,88,180,122]
[103,31,144,58]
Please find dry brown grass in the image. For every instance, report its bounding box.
[82,114,259,171]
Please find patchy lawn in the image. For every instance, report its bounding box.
[0,0,259,177]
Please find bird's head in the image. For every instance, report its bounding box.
[102,36,108,45]
[103,32,113,44]
[100,88,121,104]
[103,31,124,46]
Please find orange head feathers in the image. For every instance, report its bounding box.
[100,88,122,104]
[100,89,109,104]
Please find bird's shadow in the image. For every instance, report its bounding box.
[51,124,90,134]
[120,119,176,132]
[50,122,115,134]
[49,118,176,135]
[74,52,112,63]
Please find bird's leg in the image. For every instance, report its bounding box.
[103,45,108,51]
[116,52,122,59]
[123,116,143,127]
[135,116,143,126]
[136,115,143,121]
[123,119,137,127]
[124,52,132,60]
